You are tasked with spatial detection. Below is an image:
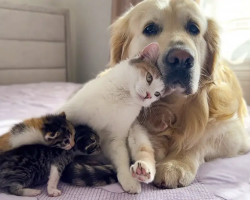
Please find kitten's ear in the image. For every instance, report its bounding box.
[45,132,60,141]
[59,112,66,119]
[139,42,160,64]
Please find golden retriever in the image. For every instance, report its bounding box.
[104,0,250,189]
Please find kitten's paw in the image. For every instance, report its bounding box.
[130,160,155,183]
[47,188,62,197]
[23,189,42,197]
[118,173,141,194]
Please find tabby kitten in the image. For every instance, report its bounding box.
[0,125,101,197]
[62,125,118,187]
[0,112,75,154]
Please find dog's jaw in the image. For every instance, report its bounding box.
[157,62,200,95]
[157,45,203,96]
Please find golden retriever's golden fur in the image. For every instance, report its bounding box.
[101,0,250,189]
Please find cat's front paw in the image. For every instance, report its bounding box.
[118,173,141,194]
[130,160,155,183]
[47,187,62,197]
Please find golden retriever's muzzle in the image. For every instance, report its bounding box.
[160,43,195,95]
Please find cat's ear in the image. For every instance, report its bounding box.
[59,112,66,119]
[45,131,60,141]
[139,42,160,64]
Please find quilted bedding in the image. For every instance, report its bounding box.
[0,82,249,200]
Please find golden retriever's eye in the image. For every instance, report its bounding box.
[186,22,200,35]
[146,72,153,84]
[143,22,161,36]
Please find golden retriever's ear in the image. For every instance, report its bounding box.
[204,19,220,76]
[109,10,132,67]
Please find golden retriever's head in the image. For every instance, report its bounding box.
[110,0,219,95]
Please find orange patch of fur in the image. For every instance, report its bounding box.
[23,117,44,130]
[0,132,11,153]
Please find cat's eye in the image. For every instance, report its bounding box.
[154,91,160,97]
[64,139,70,144]
[50,132,56,137]
[146,72,153,84]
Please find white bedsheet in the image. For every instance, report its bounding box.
[0,82,82,135]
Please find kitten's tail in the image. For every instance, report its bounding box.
[0,132,11,154]
[61,161,118,187]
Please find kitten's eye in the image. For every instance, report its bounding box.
[146,72,153,84]
[64,139,70,144]
[50,132,56,137]
[154,91,160,97]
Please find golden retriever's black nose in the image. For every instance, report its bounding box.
[166,48,194,69]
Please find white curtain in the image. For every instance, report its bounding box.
[111,0,142,22]
[200,0,250,68]
[200,0,250,103]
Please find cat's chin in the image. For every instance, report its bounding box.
[137,93,145,101]
[135,93,145,103]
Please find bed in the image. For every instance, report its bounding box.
[0,2,249,200]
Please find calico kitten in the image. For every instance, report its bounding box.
[0,125,101,197]
[0,112,75,154]
[57,42,166,193]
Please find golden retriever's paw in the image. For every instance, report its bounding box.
[130,160,156,184]
[118,173,141,194]
[153,160,195,189]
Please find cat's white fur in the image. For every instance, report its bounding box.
[10,128,46,149]
[128,120,156,184]
[22,189,42,197]
[57,43,165,193]
[47,165,61,197]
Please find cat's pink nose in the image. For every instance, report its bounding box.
[145,92,152,99]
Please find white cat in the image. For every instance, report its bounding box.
[57,43,166,193]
